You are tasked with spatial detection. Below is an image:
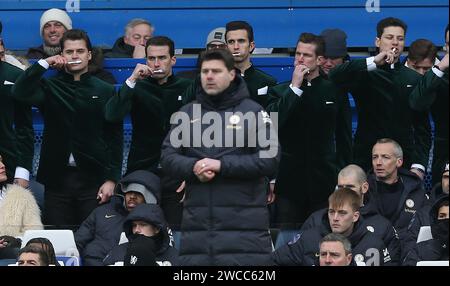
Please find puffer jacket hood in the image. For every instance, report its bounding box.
[196,75,250,111]
[430,194,449,224]
[115,170,161,204]
[123,204,172,255]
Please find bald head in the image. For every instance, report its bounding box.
[338,164,367,185]
[337,164,369,204]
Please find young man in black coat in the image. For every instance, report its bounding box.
[272,188,392,266]
[161,49,279,266]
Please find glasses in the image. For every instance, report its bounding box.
[207,43,227,50]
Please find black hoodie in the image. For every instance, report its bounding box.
[103,204,179,266]
[403,194,449,265]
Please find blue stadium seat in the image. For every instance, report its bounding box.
[56,255,81,266]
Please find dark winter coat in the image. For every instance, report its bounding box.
[161,76,279,266]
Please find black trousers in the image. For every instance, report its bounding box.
[43,167,99,229]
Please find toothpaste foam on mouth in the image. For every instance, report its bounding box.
[232,52,241,56]
[68,60,82,64]
[153,69,164,74]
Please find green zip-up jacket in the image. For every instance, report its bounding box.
[0,61,34,179]
[105,75,192,173]
[11,62,123,186]
[329,58,431,171]
[183,65,277,108]
[266,75,352,203]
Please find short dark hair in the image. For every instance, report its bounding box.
[297,32,325,57]
[329,187,361,212]
[377,17,407,38]
[198,49,235,71]
[408,39,437,63]
[60,29,92,51]
[225,20,254,43]
[26,237,59,266]
[445,24,449,38]
[145,36,175,58]
[18,245,50,266]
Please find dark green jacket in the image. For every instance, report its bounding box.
[183,65,277,108]
[239,65,277,108]
[266,75,352,202]
[329,59,431,171]
[11,62,123,186]
[0,61,34,179]
[409,68,448,181]
[105,75,192,173]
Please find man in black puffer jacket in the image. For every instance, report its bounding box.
[103,203,179,266]
[161,49,279,266]
[273,188,392,266]
[75,170,161,266]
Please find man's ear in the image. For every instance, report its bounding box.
[317,55,324,65]
[361,182,369,195]
[396,157,403,168]
[353,211,360,223]
[171,55,177,66]
[230,69,236,80]
[87,50,92,61]
[249,41,256,54]
[375,37,381,48]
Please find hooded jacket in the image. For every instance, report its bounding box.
[0,184,43,237]
[272,213,392,266]
[161,76,279,266]
[403,194,449,265]
[75,170,161,266]
[103,203,179,266]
